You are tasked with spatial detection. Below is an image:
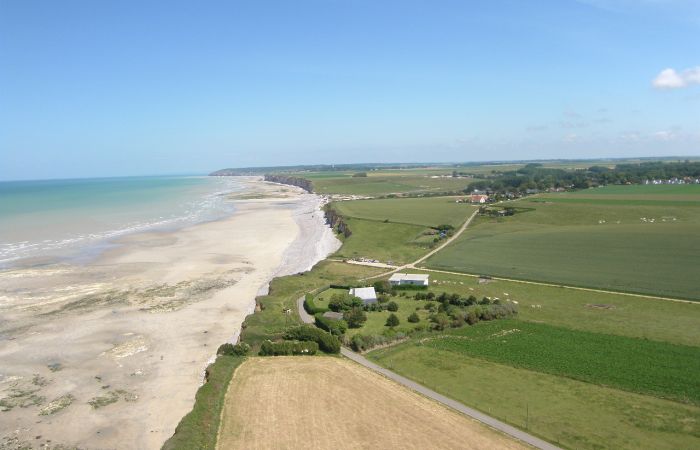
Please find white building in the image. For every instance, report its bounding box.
[388,273,430,287]
[349,287,378,304]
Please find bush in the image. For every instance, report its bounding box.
[407,312,420,323]
[344,307,367,328]
[259,340,318,356]
[217,342,251,357]
[304,294,327,314]
[328,293,363,312]
[314,314,348,337]
[387,301,399,312]
[284,325,341,353]
[430,312,450,330]
[386,313,400,327]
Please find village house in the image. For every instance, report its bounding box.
[389,273,430,287]
[349,287,378,305]
[470,194,489,204]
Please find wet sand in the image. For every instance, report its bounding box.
[0,179,340,450]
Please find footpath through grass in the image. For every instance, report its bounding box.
[422,320,700,405]
[162,355,245,450]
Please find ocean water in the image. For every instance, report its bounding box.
[0,176,242,268]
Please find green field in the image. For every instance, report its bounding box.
[310,173,472,195]
[333,197,473,228]
[368,345,700,450]
[425,193,700,300]
[333,218,434,264]
[421,320,700,404]
[416,270,700,347]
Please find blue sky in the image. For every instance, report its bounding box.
[1,0,699,180]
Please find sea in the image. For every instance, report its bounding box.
[0,175,242,268]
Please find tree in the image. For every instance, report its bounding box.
[407,312,420,323]
[387,301,399,312]
[373,280,392,294]
[386,313,400,327]
[344,307,367,328]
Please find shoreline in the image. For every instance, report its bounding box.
[0,178,340,450]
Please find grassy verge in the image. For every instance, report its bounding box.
[162,355,245,450]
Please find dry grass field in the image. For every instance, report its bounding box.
[216,357,526,450]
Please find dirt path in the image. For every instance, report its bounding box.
[217,357,530,450]
[360,208,480,281]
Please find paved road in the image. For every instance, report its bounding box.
[297,295,314,324]
[340,348,560,450]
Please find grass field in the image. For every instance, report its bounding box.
[216,357,526,450]
[425,191,700,300]
[368,345,700,450]
[333,197,474,228]
[332,217,432,264]
[421,320,700,404]
[310,173,472,195]
[416,270,700,347]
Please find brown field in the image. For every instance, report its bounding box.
[216,357,526,450]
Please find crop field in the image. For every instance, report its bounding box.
[216,357,525,450]
[368,345,700,450]
[310,174,472,195]
[425,194,700,300]
[421,319,700,404]
[333,197,474,228]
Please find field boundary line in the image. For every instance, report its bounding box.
[418,267,699,304]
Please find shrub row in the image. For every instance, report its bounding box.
[259,340,318,356]
[349,332,408,352]
[284,325,341,353]
[216,342,251,356]
[314,314,348,337]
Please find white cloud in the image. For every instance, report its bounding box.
[652,66,700,89]
[652,130,677,141]
[563,133,579,143]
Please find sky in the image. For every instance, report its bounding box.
[1,0,699,180]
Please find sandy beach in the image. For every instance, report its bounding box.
[0,178,340,450]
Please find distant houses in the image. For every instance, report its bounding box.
[349,287,378,305]
[389,273,430,287]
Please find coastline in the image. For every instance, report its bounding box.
[0,177,340,450]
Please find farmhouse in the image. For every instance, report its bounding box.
[349,287,378,305]
[470,194,489,204]
[389,273,430,287]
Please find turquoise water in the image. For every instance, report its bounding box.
[0,176,241,267]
